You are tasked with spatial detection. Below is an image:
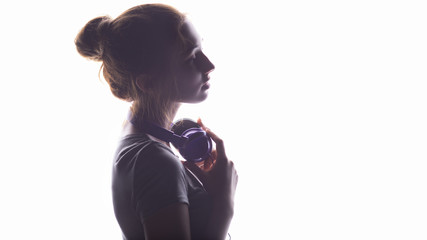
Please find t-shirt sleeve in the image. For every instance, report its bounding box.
[132,142,189,222]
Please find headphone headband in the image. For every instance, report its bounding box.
[140,121,188,147]
[127,111,212,162]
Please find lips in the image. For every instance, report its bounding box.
[202,74,210,82]
[202,74,210,89]
[202,75,210,89]
[202,81,210,90]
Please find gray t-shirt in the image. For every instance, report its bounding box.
[112,133,213,240]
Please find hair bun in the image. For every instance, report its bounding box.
[75,16,112,61]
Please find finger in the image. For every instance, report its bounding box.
[197,119,227,162]
[204,150,219,170]
[197,118,207,131]
[210,149,217,160]
[203,157,213,170]
[204,127,226,159]
[183,161,207,184]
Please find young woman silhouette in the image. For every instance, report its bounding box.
[75,4,238,240]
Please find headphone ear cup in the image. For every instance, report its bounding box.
[171,119,201,135]
[179,128,212,162]
[171,119,212,162]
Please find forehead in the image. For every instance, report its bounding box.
[180,20,202,50]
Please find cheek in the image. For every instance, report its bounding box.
[176,65,200,87]
[177,78,199,96]
[175,74,205,101]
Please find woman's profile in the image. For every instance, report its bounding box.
[75,4,238,240]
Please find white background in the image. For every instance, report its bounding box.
[1,0,426,239]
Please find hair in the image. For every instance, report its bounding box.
[75,4,188,125]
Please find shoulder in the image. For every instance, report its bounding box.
[112,135,190,223]
[113,133,187,195]
[137,139,183,172]
[114,134,181,170]
[115,134,185,180]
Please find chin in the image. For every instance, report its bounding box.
[182,92,209,104]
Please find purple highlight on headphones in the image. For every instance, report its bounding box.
[171,120,213,162]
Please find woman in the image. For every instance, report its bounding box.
[75,4,237,240]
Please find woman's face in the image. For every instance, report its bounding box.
[170,20,215,103]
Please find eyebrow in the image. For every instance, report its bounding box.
[182,37,203,56]
[182,43,200,56]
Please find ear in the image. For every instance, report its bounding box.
[135,74,153,92]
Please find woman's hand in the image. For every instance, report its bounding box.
[183,119,238,203]
[183,119,238,239]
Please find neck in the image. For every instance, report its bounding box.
[129,102,181,130]
[153,102,181,129]
[122,102,181,146]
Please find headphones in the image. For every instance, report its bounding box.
[128,114,212,163]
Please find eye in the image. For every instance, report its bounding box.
[186,54,196,63]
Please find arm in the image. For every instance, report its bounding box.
[143,203,191,240]
[184,119,238,240]
[133,143,193,240]
[205,196,234,240]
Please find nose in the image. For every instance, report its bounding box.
[197,52,215,74]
